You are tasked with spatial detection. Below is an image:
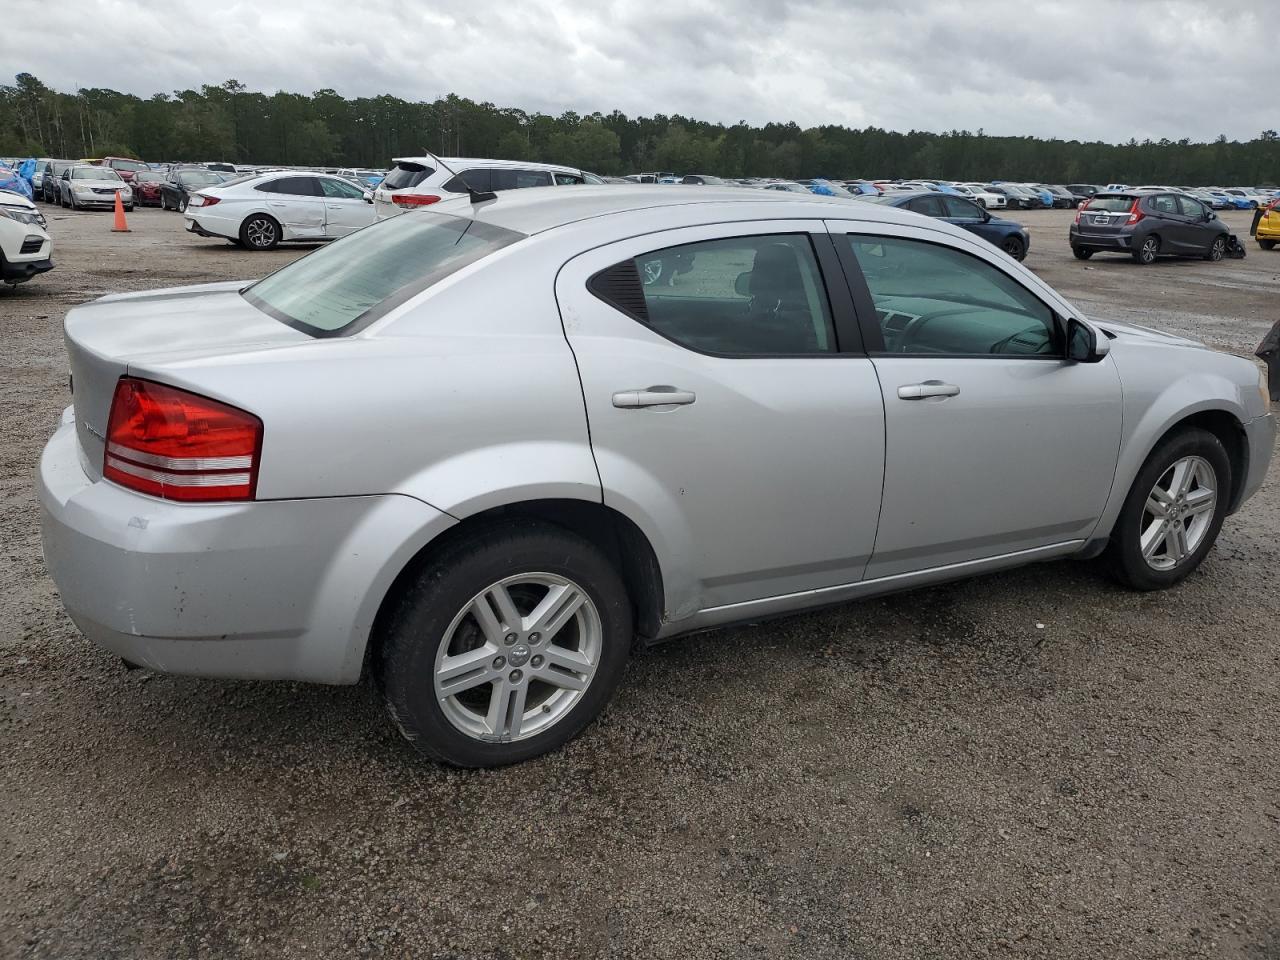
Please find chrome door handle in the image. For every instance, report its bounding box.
[612,386,697,408]
[897,380,960,400]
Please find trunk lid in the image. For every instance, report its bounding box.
[64,281,309,479]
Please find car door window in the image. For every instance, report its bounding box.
[256,176,319,196]
[554,173,585,185]
[492,169,554,190]
[320,177,365,200]
[942,196,983,219]
[1149,194,1178,216]
[1176,195,1207,219]
[846,235,1058,357]
[443,169,493,193]
[905,196,945,217]
[590,234,835,356]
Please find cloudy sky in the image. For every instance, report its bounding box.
[4,0,1273,143]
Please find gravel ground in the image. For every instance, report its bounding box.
[2,204,1279,960]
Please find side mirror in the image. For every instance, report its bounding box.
[362,191,373,203]
[1066,317,1109,363]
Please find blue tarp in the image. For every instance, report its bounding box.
[0,166,33,200]
[18,158,36,182]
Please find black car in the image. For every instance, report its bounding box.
[41,160,72,203]
[1069,191,1229,264]
[865,191,1031,260]
[1039,185,1079,209]
[160,169,226,211]
[1064,184,1101,206]
[985,184,1043,209]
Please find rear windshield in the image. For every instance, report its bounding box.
[244,211,525,337]
[382,162,434,190]
[1085,196,1136,211]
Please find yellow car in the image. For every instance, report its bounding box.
[1257,200,1280,250]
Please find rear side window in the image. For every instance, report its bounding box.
[381,162,434,190]
[256,176,320,196]
[905,196,945,217]
[496,169,553,189]
[244,212,525,337]
[589,234,835,356]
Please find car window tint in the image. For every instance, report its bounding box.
[381,162,433,190]
[320,177,365,199]
[1149,194,1179,215]
[592,234,835,356]
[554,173,585,185]
[443,169,493,193]
[942,196,982,218]
[245,212,525,337]
[1176,195,1206,218]
[492,169,554,190]
[255,176,318,196]
[906,196,945,217]
[846,235,1058,357]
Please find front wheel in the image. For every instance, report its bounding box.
[376,522,632,767]
[1132,235,1160,265]
[1205,236,1226,261]
[1072,246,1094,260]
[1107,428,1231,591]
[1001,235,1026,261]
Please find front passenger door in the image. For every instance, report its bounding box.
[319,177,374,238]
[829,223,1122,579]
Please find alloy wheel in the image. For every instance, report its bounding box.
[432,573,601,743]
[246,218,276,248]
[1140,455,1216,571]
[1208,237,1225,261]
[1139,238,1158,264]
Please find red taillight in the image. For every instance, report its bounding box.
[188,194,220,207]
[1074,207,1083,224]
[1126,200,1144,225]
[391,193,441,208]
[103,378,262,502]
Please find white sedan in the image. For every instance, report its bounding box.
[957,183,1007,209]
[184,172,377,250]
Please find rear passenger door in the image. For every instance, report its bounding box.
[255,176,325,238]
[556,223,886,619]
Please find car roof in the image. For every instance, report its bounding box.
[421,185,933,236]
[391,156,582,175]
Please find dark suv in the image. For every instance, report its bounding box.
[1069,191,1229,264]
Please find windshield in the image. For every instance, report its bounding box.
[74,167,123,181]
[179,171,223,185]
[244,211,525,337]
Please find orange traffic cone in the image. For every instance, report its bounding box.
[111,190,130,233]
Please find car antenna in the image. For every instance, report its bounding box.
[422,148,497,204]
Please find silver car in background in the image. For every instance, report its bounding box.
[38,188,1274,766]
[57,164,133,210]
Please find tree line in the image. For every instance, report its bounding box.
[2,73,1276,185]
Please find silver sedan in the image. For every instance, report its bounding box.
[37,188,1274,766]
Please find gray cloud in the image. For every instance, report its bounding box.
[2,0,1272,142]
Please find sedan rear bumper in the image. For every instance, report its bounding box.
[38,415,456,684]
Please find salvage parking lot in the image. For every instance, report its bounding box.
[3,205,1279,959]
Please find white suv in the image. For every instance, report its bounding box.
[373,157,593,220]
[0,190,53,287]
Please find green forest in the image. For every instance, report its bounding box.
[2,73,1277,185]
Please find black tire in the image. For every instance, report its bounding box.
[1261,239,1276,251]
[160,193,169,211]
[1204,235,1226,261]
[1001,235,1026,261]
[1106,427,1231,591]
[178,197,188,213]
[1072,246,1093,260]
[1132,234,1160,265]
[239,214,281,250]
[376,521,633,767]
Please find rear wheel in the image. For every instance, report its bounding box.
[239,214,280,250]
[1205,236,1226,261]
[1072,246,1093,260]
[1001,235,1026,261]
[1107,427,1231,591]
[1260,239,1276,251]
[1133,235,1160,265]
[376,522,633,767]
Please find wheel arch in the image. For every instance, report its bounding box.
[365,497,666,679]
